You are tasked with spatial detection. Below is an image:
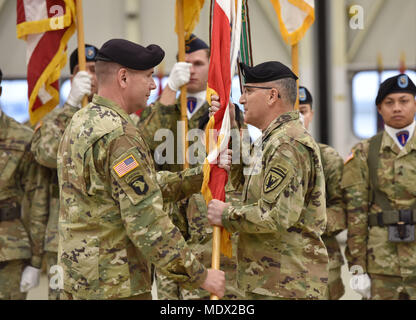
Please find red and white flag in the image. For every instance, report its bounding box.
[201,0,241,258]
[17,0,76,125]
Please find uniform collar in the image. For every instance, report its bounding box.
[0,111,8,139]
[381,126,416,155]
[186,90,206,120]
[92,94,133,124]
[384,121,415,150]
[262,110,300,142]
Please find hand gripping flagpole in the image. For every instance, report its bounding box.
[75,0,88,107]
[177,0,189,169]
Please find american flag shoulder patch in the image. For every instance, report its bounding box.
[113,155,139,178]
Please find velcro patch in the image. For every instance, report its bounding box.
[264,166,288,193]
[129,175,149,195]
[113,155,139,177]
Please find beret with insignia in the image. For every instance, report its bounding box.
[70,44,99,74]
[240,61,298,84]
[376,73,416,105]
[299,86,313,107]
[96,39,165,70]
[185,34,209,54]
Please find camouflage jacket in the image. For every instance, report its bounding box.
[57,95,207,299]
[138,98,211,172]
[0,112,49,268]
[158,183,244,300]
[224,111,329,299]
[31,103,79,252]
[342,130,416,277]
[319,143,346,270]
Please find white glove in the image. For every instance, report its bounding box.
[167,62,192,91]
[66,70,92,107]
[20,266,41,292]
[350,273,371,299]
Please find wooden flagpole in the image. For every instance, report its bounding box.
[75,0,88,107]
[292,43,299,110]
[177,0,189,169]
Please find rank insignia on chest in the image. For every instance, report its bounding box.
[129,175,149,195]
[113,155,139,177]
[187,97,197,113]
[264,166,288,193]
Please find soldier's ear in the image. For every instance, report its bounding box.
[118,68,128,88]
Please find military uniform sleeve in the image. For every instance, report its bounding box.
[323,150,346,235]
[109,135,207,289]
[31,118,62,169]
[341,145,369,272]
[156,166,203,203]
[223,144,305,234]
[19,150,50,268]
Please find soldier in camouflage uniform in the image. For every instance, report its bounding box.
[30,45,99,300]
[298,86,346,300]
[342,74,416,300]
[0,68,49,299]
[207,61,329,300]
[57,39,226,300]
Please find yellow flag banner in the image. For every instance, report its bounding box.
[269,0,314,45]
[175,0,205,40]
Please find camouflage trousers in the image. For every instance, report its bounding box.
[368,273,416,300]
[60,290,152,300]
[45,251,60,300]
[328,267,345,300]
[0,259,28,300]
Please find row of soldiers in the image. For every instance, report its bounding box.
[1,34,416,300]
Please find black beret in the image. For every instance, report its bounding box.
[376,74,416,105]
[299,86,313,107]
[0,68,2,84]
[185,34,209,54]
[69,44,99,74]
[240,61,298,83]
[96,39,165,70]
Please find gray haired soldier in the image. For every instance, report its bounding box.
[298,86,347,300]
[342,74,416,300]
[0,68,49,299]
[30,44,98,300]
[57,39,226,300]
[207,61,329,300]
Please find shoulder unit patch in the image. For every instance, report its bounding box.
[113,155,139,177]
[264,165,289,193]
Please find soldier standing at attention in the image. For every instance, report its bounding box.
[298,86,347,300]
[57,39,226,300]
[207,61,329,300]
[0,68,49,299]
[343,74,416,300]
[30,44,98,300]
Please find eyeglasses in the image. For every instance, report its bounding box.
[242,85,281,98]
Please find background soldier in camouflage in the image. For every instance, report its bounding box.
[207,61,329,300]
[57,39,226,300]
[298,86,347,300]
[155,110,245,300]
[30,45,98,300]
[342,74,416,300]
[0,68,49,299]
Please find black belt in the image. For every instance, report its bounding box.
[0,206,21,221]
[368,209,416,227]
